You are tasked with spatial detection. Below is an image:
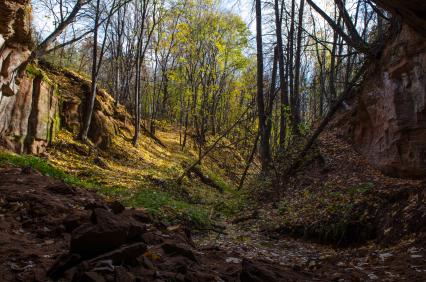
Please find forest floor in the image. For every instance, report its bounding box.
[1,160,424,281]
[0,165,313,281]
[1,124,425,281]
[196,128,425,281]
[0,163,424,281]
[196,217,426,281]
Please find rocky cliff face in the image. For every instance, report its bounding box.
[0,0,32,97]
[0,0,59,154]
[40,61,132,150]
[0,70,59,154]
[352,24,426,178]
[374,0,426,37]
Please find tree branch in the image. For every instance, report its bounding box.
[306,0,370,54]
[32,0,86,59]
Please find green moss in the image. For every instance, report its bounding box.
[202,166,233,193]
[26,64,53,85]
[53,84,60,97]
[52,108,61,140]
[47,103,61,143]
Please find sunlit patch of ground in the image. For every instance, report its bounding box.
[45,125,248,227]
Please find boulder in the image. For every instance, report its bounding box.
[47,253,82,279]
[71,222,128,258]
[71,209,130,257]
[161,243,198,262]
[70,208,147,258]
[240,259,280,282]
[88,243,147,265]
[63,212,90,233]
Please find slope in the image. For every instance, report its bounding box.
[1,60,250,228]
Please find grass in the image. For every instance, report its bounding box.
[125,188,210,227]
[202,166,233,193]
[0,151,98,189]
[46,125,244,224]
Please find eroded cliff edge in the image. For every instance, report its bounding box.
[351,24,426,178]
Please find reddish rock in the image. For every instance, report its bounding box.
[0,0,59,154]
[353,24,426,178]
[71,209,131,257]
[0,72,59,154]
[0,0,32,98]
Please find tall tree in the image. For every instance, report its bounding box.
[81,0,117,142]
[255,0,271,172]
[287,0,296,136]
[274,0,289,148]
[133,0,158,146]
[292,0,305,135]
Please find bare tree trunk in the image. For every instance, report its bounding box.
[293,0,305,136]
[265,46,278,151]
[274,0,289,149]
[81,0,101,142]
[133,48,141,145]
[255,0,271,172]
[238,131,260,191]
[288,0,296,137]
[329,17,340,103]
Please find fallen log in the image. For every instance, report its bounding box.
[141,124,166,148]
[187,165,224,193]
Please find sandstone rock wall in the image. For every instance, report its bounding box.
[0,0,32,98]
[39,61,133,150]
[0,70,59,154]
[0,0,59,154]
[353,24,426,178]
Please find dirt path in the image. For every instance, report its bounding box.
[195,221,426,281]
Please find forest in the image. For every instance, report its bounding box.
[0,0,425,281]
